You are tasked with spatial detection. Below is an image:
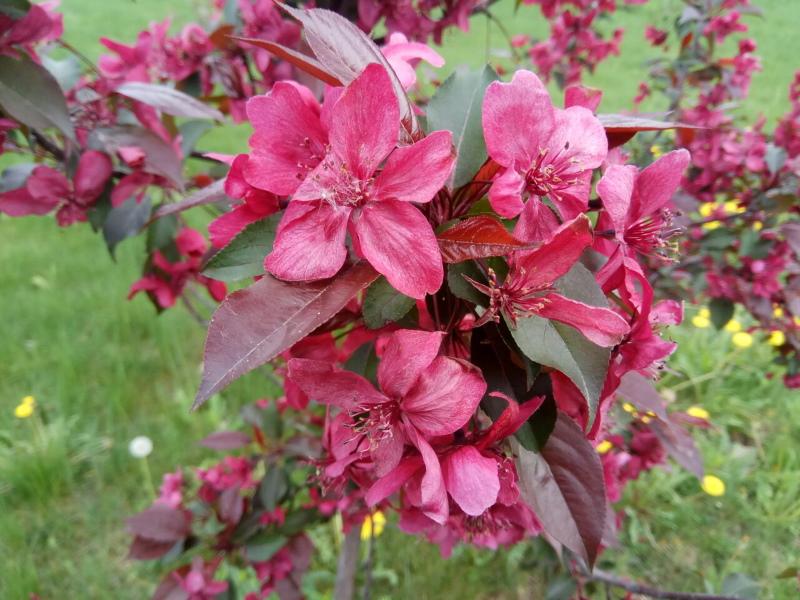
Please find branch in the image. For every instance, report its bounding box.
[333,526,361,600]
[31,129,64,161]
[586,569,744,600]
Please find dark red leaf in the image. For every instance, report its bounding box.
[598,113,699,149]
[231,36,342,86]
[650,418,704,479]
[148,179,227,224]
[218,487,245,524]
[126,505,190,542]
[516,411,607,566]
[616,372,669,421]
[194,261,379,409]
[199,430,252,450]
[275,2,420,139]
[437,215,530,263]
[152,570,190,600]
[127,535,177,561]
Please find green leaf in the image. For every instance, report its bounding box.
[362,276,415,329]
[146,213,178,252]
[41,55,82,92]
[507,264,611,423]
[244,533,287,562]
[0,0,31,18]
[203,214,281,282]
[344,342,379,384]
[103,197,152,257]
[179,120,213,158]
[0,55,75,141]
[709,297,735,330]
[426,65,499,188]
[258,465,289,512]
[447,261,488,306]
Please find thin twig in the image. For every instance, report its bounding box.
[31,129,65,161]
[586,569,743,600]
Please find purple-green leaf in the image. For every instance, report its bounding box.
[194,262,379,409]
[516,411,607,567]
[116,81,225,121]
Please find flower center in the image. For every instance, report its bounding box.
[349,401,399,450]
[524,146,579,198]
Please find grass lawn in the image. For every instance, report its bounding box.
[1,1,799,598]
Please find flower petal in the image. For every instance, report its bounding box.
[366,455,424,507]
[536,293,630,347]
[488,167,526,218]
[482,69,553,168]
[265,200,350,281]
[597,164,637,233]
[26,166,70,202]
[0,187,58,216]
[442,446,500,516]
[287,358,387,409]
[373,130,454,203]
[511,214,592,289]
[350,200,442,299]
[244,82,327,195]
[73,151,112,202]
[631,149,690,220]
[209,204,266,249]
[377,329,444,399]
[330,64,399,179]
[402,356,486,436]
[545,106,608,172]
[405,425,448,524]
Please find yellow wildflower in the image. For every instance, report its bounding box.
[361,511,386,540]
[622,402,635,413]
[650,144,663,158]
[794,316,800,327]
[724,320,742,333]
[703,220,721,231]
[752,221,763,231]
[698,308,710,319]
[773,306,784,318]
[698,203,717,217]
[687,406,710,420]
[768,330,786,347]
[701,475,726,497]
[723,200,745,214]
[596,440,613,454]
[732,331,753,349]
[692,315,711,329]
[14,402,34,419]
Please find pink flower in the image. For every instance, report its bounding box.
[0,151,112,226]
[381,32,445,90]
[468,215,631,347]
[482,69,607,220]
[172,558,228,599]
[288,329,486,521]
[595,149,690,262]
[644,25,667,46]
[209,154,279,248]
[258,64,455,298]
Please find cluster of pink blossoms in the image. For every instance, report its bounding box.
[637,0,800,385]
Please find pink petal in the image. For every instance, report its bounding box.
[209,205,265,249]
[265,200,350,281]
[26,166,70,202]
[487,166,526,218]
[287,358,387,409]
[377,329,444,399]
[596,164,637,233]
[402,356,486,436]
[350,199,442,299]
[0,187,58,216]
[442,446,500,516]
[330,64,399,179]
[536,293,630,347]
[372,422,407,477]
[366,455,424,507]
[244,82,327,195]
[512,214,592,289]
[512,196,559,243]
[73,150,112,202]
[405,426,448,524]
[482,70,553,168]
[564,85,603,112]
[373,131,454,203]
[630,149,690,220]
[545,106,607,172]
[382,33,445,68]
[111,172,153,207]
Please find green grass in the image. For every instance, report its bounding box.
[1,1,800,598]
